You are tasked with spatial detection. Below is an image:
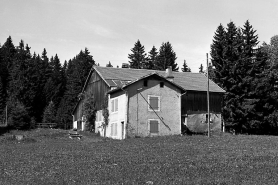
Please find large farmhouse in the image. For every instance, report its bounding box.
[72,66,225,139]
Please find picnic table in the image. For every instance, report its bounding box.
[68,132,82,139]
[36,123,57,128]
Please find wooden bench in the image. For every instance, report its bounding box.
[69,132,82,139]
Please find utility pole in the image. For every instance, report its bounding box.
[207,53,210,137]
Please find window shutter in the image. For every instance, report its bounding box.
[149,97,159,110]
[150,120,159,133]
[111,123,114,136]
[114,122,117,136]
[115,99,118,112]
[111,100,114,112]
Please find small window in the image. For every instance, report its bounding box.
[148,95,160,111]
[149,120,159,134]
[144,80,148,87]
[111,98,118,113]
[160,82,164,88]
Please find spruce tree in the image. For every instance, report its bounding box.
[146,46,158,69]
[43,101,56,123]
[128,40,146,69]
[210,24,226,86]
[155,42,179,71]
[106,61,113,67]
[181,60,191,72]
[56,48,95,129]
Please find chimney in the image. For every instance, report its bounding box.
[165,66,174,82]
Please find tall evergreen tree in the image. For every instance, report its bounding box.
[155,42,179,71]
[0,36,16,114]
[145,46,158,69]
[56,48,95,129]
[43,101,56,123]
[128,40,146,69]
[181,60,191,72]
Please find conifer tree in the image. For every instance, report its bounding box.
[43,101,56,123]
[106,61,113,67]
[155,42,179,71]
[56,48,95,128]
[146,46,158,69]
[181,60,191,72]
[128,40,146,69]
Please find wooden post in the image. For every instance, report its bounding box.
[207,53,210,137]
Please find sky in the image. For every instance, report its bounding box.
[1,0,278,72]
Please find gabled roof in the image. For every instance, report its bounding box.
[107,72,186,94]
[94,66,225,93]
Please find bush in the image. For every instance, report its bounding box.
[8,101,31,130]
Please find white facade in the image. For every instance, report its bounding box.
[105,93,127,139]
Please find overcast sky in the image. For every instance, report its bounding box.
[1,0,277,72]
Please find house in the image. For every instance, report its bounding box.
[72,65,225,139]
[106,73,186,139]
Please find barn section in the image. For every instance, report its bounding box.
[72,66,225,133]
[181,91,223,133]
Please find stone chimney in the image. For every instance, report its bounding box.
[165,66,174,82]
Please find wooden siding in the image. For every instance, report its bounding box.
[74,70,110,122]
[181,91,223,114]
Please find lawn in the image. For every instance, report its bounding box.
[1,129,278,185]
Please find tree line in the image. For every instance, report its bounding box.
[1,19,278,135]
[126,40,192,72]
[0,36,94,129]
[210,20,278,135]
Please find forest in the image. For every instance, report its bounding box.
[1,20,278,135]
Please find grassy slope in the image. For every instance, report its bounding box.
[1,129,278,185]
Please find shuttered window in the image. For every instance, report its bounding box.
[149,120,159,134]
[148,96,160,111]
[111,98,118,113]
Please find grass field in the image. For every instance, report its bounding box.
[1,129,278,185]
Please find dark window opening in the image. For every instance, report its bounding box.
[160,82,164,88]
[144,80,148,87]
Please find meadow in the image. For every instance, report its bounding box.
[1,129,278,185]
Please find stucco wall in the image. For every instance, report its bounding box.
[127,78,182,137]
[106,93,127,139]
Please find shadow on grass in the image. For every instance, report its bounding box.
[0,126,11,136]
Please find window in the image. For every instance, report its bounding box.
[148,95,160,111]
[111,98,118,113]
[149,120,159,134]
[160,82,164,88]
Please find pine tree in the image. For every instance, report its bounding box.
[155,42,179,71]
[43,101,56,123]
[128,40,146,69]
[106,61,113,67]
[146,46,158,69]
[0,36,16,114]
[7,98,30,129]
[210,24,226,86]
[56,48,95,129]
[181,60,191,72]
